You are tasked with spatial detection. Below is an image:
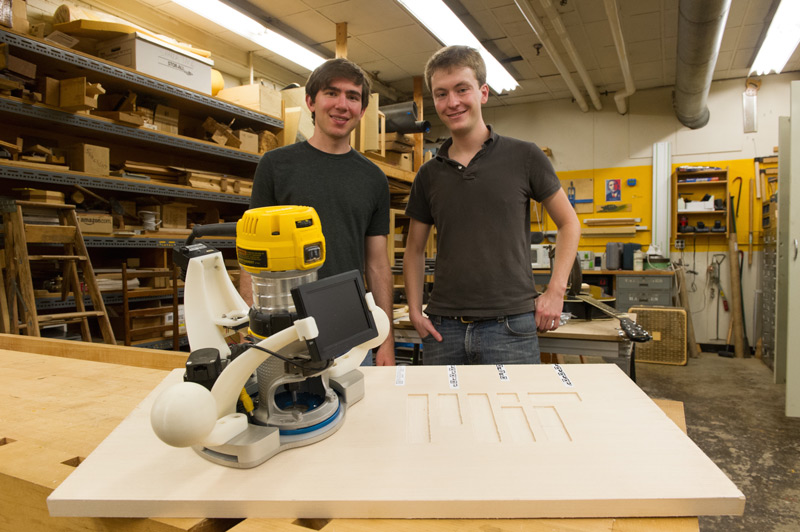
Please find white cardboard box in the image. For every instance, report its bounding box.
[96,33,213,95]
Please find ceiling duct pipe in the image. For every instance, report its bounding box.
[604,0,635,114]
[381,101,431,134]
[674,0,732,129]
[539,0,602,111]
[513,0,590,112]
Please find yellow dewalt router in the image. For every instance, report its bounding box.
[149,206,390,469]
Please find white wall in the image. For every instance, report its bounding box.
[429,73,800,346]
[431,72,800,169]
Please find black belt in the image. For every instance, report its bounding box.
[443,316,504,324]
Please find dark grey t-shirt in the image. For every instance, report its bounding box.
[250,141,390,278]
[405,128,561,316]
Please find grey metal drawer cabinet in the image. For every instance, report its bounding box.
[616,275,674,312]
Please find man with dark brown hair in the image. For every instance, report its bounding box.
[245,58,395,366]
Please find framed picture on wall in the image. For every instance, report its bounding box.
[605,179,621,202]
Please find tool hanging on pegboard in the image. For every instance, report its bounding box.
[708,254,728,341]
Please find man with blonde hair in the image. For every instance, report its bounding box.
[404,46,580,365]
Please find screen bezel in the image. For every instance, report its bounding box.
[290,270,379,361]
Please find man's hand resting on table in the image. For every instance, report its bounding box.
[535,288,566,332]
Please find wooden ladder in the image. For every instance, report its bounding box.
[2,200,116,344]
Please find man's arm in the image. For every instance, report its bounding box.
[403,219,442,341]
[536,188,581,331]
[364,234,395,365]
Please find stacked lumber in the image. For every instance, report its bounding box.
[180,169,253,196]
[118,161,183,184]
[116,161,252,196]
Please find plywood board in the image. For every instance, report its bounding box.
[48,364,744,519]
[561,178,593,213]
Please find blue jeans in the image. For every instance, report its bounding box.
[421,312,541,365]
[360,350,374,366]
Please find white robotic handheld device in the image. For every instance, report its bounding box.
[149,206,390,468]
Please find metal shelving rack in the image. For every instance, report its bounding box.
[83,236,235,248]
[0,163,250,204]
[1,28,267,349]
[0,28,282,130]
[36,288,186,310]
[0,96,262,162]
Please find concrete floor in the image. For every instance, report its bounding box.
[635,353,800,532]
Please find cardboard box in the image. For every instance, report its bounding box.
[154,104,179,134]
[384,150,412,171]
[76,212,113,234]
[234,130,259,153]
[160,202,192,229]
[217,83,282,118]
[96,32,213,95]
[164,304,185,334]
[70,144,109,175]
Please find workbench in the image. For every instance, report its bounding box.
[0,334,709,531]
[395,315,635,376]
[534,269,676,312]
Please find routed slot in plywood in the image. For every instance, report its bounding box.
[47,364,745,519]
[407,394,430,444]
[500,405,536,443]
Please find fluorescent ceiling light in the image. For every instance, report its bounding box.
[171,0,325,71]
[749,0,800,75]
[395,0,519,93]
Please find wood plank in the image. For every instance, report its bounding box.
[583,218,638,226]
[230,516,699,532]
[0,250,8,333]
[22,224,76,243]
[581,226,636,237]
[90,110,145,126]
[37,311,105,322]
[27,255,88,261]
[0,350,218,532]
[366,157,415,184]
[0,334,186,370]
[49,364,744,519]
[0,158,71,171]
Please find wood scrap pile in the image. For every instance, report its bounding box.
[91,90,144,126]
[385,132,414,153]
[181,169,252,196]
[0,136,70,171]
[202,117,242,148]
[0,42,40,102]
[202,116,271,155]
[389,179,411,209]
[115,161,252,196]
